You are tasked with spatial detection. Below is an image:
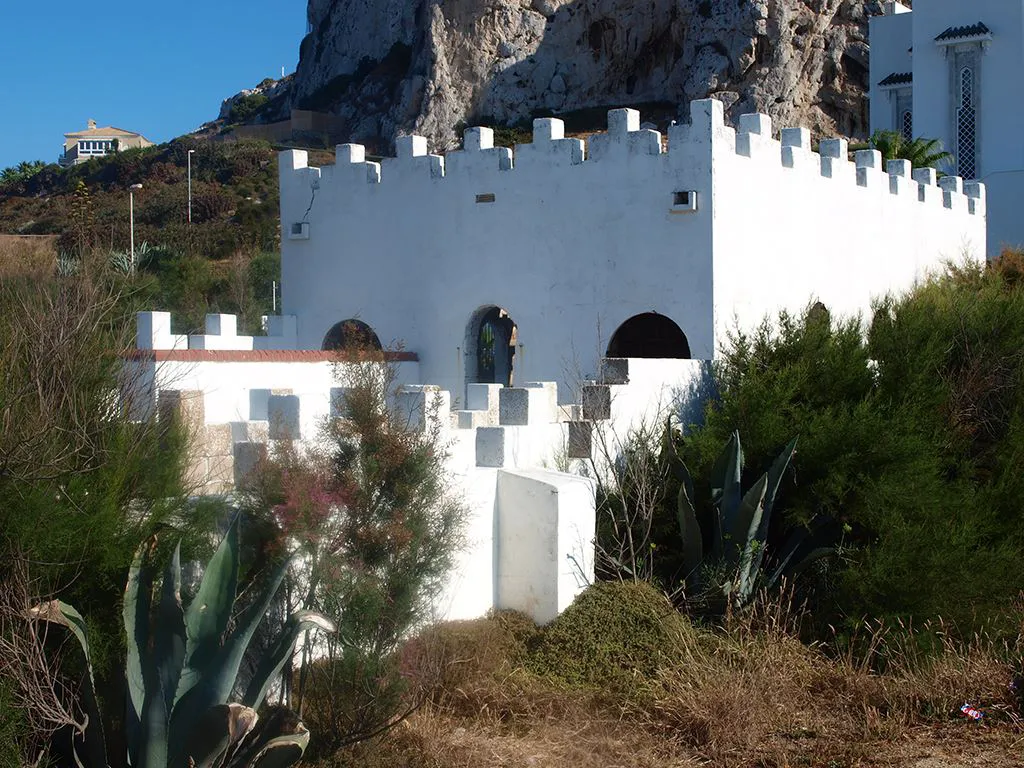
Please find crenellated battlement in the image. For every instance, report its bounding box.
[279,98,984,219]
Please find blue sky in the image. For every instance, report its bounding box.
[0,2,306,170]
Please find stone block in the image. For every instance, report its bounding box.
[600,358,629,385]
[231,421,269,444]
[184,456,208,492]
[466,383,502,423]
[499,388,531,426]
[206,454,234,491]
[268,395,301,440]
[476,427,507,468]
[396,385,450,432]
[137,311,186,350]
[205,313,237,336]
[330,387,353,420]
[525,381,558,422]
[202,424,233,457]
[456,410,490,429]
[558,404,582,422]
[567,421,593,459]
[234,441,268,488]
[499,386,555,426]
[581,385,611,421]
[158,390,205,432]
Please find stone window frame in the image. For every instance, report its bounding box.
[939,37,989,180]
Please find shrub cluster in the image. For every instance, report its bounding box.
[676,257,1024,632]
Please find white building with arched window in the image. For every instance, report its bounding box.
[130,98,985,626]
[870,1,1024,256]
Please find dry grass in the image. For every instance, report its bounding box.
[0,235,56,278]
[309,591,1024,768]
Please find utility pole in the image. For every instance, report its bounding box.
[187,149,196,224]
[129,184,143,275]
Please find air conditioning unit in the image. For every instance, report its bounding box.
[288,221,310,240]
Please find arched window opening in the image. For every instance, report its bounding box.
[957,66,977,180]
[321,319,383,352]
[900,109,913,142]
[606,313,691,359]
[465,306,518,388]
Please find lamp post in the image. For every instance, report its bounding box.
[187,149,195,224]
[129,183,143,275]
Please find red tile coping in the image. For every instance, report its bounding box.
[127,349,418,363]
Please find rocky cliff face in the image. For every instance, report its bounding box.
[291,0,884,153]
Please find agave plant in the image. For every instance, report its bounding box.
[29,516,334,768]
[668,430,837,609]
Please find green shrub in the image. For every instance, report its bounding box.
[0,679,25,768]
[527,581,699,690]
[679,262,1024,633]
[229,93,269,124]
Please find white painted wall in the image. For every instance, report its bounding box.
[132,355,421,439]
[279,111,719,405]
[704,101,984,342]
[280,99,984,399]
[869,7,914,135]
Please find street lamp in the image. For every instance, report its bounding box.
[129,183,143,275]
[187,149,196,224]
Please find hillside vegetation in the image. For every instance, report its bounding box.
[0,139,333,333]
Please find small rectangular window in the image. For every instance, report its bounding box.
[671,190,698,212]
[475,193,496,204]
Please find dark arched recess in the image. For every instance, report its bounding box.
[321,319,383,351]
[607,313,691,359]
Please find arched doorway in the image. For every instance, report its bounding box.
[321,319,383,352]
[466,306,518,388]
[607,313,690,358]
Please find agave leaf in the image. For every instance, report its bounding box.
[733,474,768,601]
[28,600,107,768]
[171,552,292,755]
[709,430,740,500]
[215,555,292,701]
[676,482,703,593]
[184,703,259,768]
[750,438,798,577]
[714,431,743,559]
[784,547,836,579]
[242,611,337,709]
[765,517,839,587]
[155,543,187,717]
[123,539,155,764]
[133,544,190,768]
[174,517,241,709]
[247,731,310,768]
[731,474,768,561]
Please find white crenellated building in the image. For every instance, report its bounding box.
[279,99,984,404]
[870,0,1024,256]
[134,98,985,626]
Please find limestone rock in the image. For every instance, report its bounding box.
[289,0,885,152]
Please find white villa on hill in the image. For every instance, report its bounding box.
[59,119,154,166]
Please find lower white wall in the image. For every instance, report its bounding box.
[129,351,720,625]
[494,468,596,626]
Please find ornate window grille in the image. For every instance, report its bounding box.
[956,66,977,179]
[901,110,913,142]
